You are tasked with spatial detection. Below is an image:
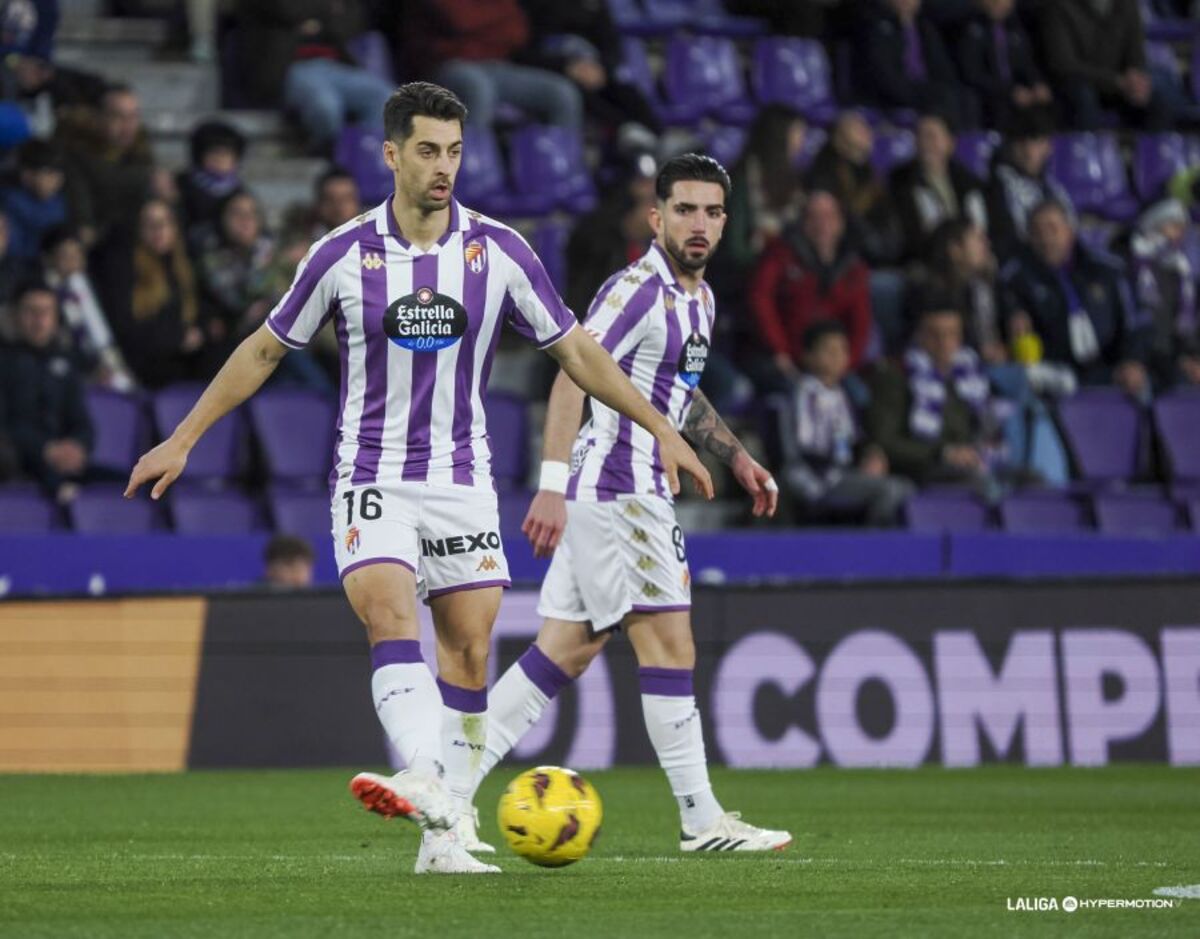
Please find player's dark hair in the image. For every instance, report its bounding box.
[383,82,468,143]
[655,153,731,203]
[264,534,315,566]
[802,320,849,354]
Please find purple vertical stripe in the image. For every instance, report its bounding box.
[371,638,424,669]
[599,278,659,354]
[268,226,361,337]
[645,297,682,495]
[352,235,389,484]
[402,253,440,482]
[638,666,693,697]
[595,348,640,498]
[329,305,351,490]
[451,248,484,486]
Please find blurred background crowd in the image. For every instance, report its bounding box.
[2,0,1200,548]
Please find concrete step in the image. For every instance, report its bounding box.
[57,16,169,45]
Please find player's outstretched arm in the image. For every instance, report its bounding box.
[124,325,289,500]
[683,389,777,518]
[546,327,713,500]
[522,368,587,558]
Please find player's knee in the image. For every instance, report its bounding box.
[548,634,607,679]
[359,596,417,642]
[442,635,490,684]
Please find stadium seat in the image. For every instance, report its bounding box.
[85,387,147,476]
[497,488,533,538]
[1133,133,1194,201]
[455,125,519,217]
[905,491,990,533]
[1153,392,1200,483]
[153,384,245,481]
[1141,0,1200,41]
[170,488,264,535]
[606,0,677,36]
[872,129,916,176]
[266,486,330,541]
[662,35,757,126]
[509,125,597,215]
[0,486,58,532]
[345,31,396,85]
[703,124,749,169]
[1188,498,1200,531]
[247,389,337,483]
[1050,134,1139,222]
[70,486,162,534]
[486,392,530,491]
[1092,491,1181,536]
[334,125,393,206]
[615,37,661,108]
[998,492,1091,534]
[531,219,571,295]
[751,38,839,125]
[955,130,1001,180]
[1055,389,1142,485]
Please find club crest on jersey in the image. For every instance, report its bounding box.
[464,240,487,274]
[345,525,361,554]
[384,287,468,352]
[677,331,709,389]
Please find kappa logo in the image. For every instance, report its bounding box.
[464,240,487,273]
[624,501,643,517]
[361,251,385,271]
[632,527,649,544]
[345,525,361,554]
[421,530,502,557]
[476,555,500,572]
[642,581,663,598]
[637,555,656,571]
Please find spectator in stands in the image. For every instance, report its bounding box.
[889,110,987,262]
[2,46,104,117]
[41,225,136,391]
[0,208,25,322]
[985,106,1074,262]
[749,191,873,394]
[956,0,1052,129]
[92,198,206,389]
[854,0,973,127]
[399,0,583,131]
[310,168,361,239]
[1040,0,1172,131]
[805,111,899,265]
[0,0,58,63]
[1123,199,1200,389]
[0,280,93,502]
[176,120,247,245]
[0,138,68,261]
[784,321,913,525]
[235,0,393,152]
[1001,200,1150,398]
[867,305,1010,490]
[196,190,274,357]
[263,534,316,589]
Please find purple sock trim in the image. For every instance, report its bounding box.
[370,639,423,670]
[639,666,693,697]
[517,644,573,700]
[437,677,487,713]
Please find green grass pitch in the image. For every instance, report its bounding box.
[1,765,1197,938]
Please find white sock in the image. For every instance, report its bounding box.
[469,643,573,803]
[438,678,487,819]
[369,640,443,780]
[639,667,723,833]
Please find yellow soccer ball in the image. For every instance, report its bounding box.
[497,766,603,867]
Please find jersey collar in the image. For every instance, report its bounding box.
[646,241,708,301]
[374,196,472,252]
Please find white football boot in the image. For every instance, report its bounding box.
[453,805,496,854]
[415,829,501,874]
[348,770,454,831]
[679,812,792,852]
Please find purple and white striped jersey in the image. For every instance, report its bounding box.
[265,198,576,490]
[567,243,714,503]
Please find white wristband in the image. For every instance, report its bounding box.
[539,460,570,494]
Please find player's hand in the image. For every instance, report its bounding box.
[522,490,568,558]
[731,450,777,518]
[659,430,714,500]
[125,436,189,500]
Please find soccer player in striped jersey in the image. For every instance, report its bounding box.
[124,83,712,874]
[467,154,792,854]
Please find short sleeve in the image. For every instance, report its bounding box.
[582,276,657,361]
[494,229,578,349]
[264,233,350,349]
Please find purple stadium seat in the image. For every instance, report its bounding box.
[0,487,57,532]
[455,125,518,217]
[498,488,533,537]
[872,129,916,175]
[704,124,749,169]
[1154,392,1200,483]
[70,486,162,533]
[999,492,1090,534]
[1133,134,1193,201]
[170,489,263,535]
[509,125,597,215]
[1093,491,1181,535]
[334,125,392,205]
[616,36,658,101]
[153,384,244,481]
[345,31,395,85]
[663,35,758,127]
[531,218,571,296]
[905,491,990,533]
[955,130,1001,180]
[607,0,676,36]
[1142,0,1200,41]
[752,38,839,125]
[267,487,331,540]
[85,388,146,476]
[486,392,529,491]
[1188,498,1200,531]
[1050,133,1139,222]
[248,389,337,483]
[1056,389,1141,484]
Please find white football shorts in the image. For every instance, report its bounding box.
[331,481,510,599]
[537,496,691,630]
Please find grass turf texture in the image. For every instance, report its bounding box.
[0,766,1197,938]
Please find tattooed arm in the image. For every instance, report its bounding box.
[682,390,778,518]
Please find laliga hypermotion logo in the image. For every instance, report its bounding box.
[345,525,361,555]
[464,240,487,274]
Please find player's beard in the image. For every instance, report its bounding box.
[412,177,453,214]
[663,232,714,273]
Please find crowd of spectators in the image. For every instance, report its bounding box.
[0,0,1198,530]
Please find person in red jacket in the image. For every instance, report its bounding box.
[748,190,873,394]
